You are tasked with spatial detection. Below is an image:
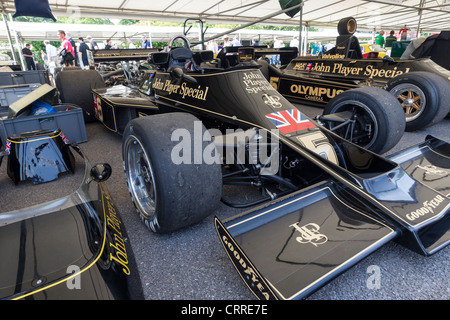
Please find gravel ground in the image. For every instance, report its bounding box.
[1,104,449,301]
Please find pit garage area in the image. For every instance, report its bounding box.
[0,0,449,303]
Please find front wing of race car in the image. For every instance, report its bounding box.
[216,135,450,300]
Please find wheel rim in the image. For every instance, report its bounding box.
[124,135,157,220]
[329,100,379,150]
[389,84,426,122]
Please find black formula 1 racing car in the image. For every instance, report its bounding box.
[265,17,450,133]
[0,129,143,300]
[74,34,450,300]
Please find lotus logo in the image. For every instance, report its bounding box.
[290,222,328,247]
[262,93,283,109]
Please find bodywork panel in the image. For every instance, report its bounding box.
[270,57,450,106]
[0,144,143,300]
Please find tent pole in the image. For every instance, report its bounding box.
[416,0,425,38]
[299,3,303,55]
[8,13,25,70]
[1,12,17,64]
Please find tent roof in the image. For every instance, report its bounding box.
[1,0,449,33]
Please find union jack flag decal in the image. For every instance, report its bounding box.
[5,141,11,154]
[305,62,313,71]
[61,133,69,144]
[265,109,315,134]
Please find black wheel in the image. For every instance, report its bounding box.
[337,17,357,35]
[55,69,105,123]
[386,71,450,131]
[122,113,222,233]
[323,87,405,154]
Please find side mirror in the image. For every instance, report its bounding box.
[90,163,112,182]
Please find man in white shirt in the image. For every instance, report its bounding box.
[324,41,335,52]
[290,36,299,49]
[223,35,233,47]
[44,40,59,69]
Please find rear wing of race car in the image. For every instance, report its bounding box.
[91,48,160,63]
[215,135,450,300]
[216,46,298,68]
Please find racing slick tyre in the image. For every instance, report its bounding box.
[122,113,222,233]
[323,86,405,154]
[337,17,357,35]
[386,71,450,132]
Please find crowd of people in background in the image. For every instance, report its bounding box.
[20,32,154,72]
[20,31,340,71]
[375,29,399,50]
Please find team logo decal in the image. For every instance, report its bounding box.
[290,222,328,247]
[262,93,282,109]
[265,109,315,134]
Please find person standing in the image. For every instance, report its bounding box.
[141,36,151,48]
[290,36,299,49]
[44,40,58,66]
[223,35,233,47]
[78,37,90,69]
[22,44,36,70]
[58,30,75,66]
[127,39,136,49]
[104,39,112,50]
[311,42,319,56]
[375,30,385,47]
[385,30,397,48]
[86,35,99,50]
[66,32,78,66]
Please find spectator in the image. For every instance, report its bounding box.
[311,42,319,55]
[324,41,335,51]
[58,30,75,66]
[142,36,151,48]
[78,38,90,69]
[44,40,58,66]
[207,40,219,54]
[232,36,241,47]
[86,35,99,50]
[22,43,36,70]
[385,30,397,48]
[290,36,299,48]
[223,35,233,47]
[66,32,78,66]
[375,30,385,47]
[252,37,260,46]
[105,39,112,50]
[127,39,136,49]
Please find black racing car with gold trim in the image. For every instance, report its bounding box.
[86,35,450,300]
[264,17,450,132]
[0,130,143,300]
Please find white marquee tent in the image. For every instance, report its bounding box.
[1,0,449,33]
[1,0,449,66]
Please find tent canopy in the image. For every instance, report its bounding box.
[1,0,449,33]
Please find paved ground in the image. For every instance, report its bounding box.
[1,104,449,300]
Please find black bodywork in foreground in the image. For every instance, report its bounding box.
[265,17,450,132]
[0,130,143,300]
[88,35,450,300]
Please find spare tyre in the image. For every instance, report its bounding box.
[337,17,357,35]
[55,69,105,123]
